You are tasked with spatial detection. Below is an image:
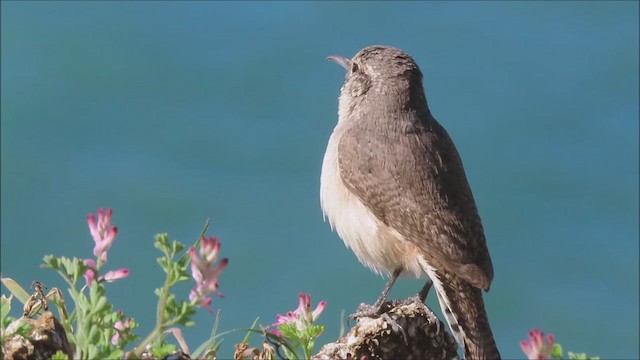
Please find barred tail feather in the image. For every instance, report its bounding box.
[418,256,500,360]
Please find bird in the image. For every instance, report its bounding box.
[320,45,500,359]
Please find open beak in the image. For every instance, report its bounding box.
[327,55,351,71]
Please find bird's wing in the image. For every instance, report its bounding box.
[337,112,494,290]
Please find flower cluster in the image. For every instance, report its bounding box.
[111,310,134,345]
[6,207,235,359]
[88,208,118,265]
[270,293,326,359]
[83,259,129,287]
[83,208,129,286]
[521,328,555,360]
[188,236,229,313]
[271,293,326,336]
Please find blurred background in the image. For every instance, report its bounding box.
[1,1,638,359]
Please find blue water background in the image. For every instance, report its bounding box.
[1,2,638,359]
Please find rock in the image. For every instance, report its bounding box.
[2,311,73,360]
[313,300,459,360]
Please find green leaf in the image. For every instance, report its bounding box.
[87,325,100,345]
[89,282,99,302]
[103,348,124,359]
[551,343,563,359]
[72,259,89,285]
[64,329,77,348]
[86,343,99,360]
[150,340,177,359]
[178,219,209,264]
[43,255,60,270]
[172,240,185,255]
[154,233,171,254]
[1,276,30,304]
[157,257,169,273]
[568,352,598,360]
[307,324,325,339]
[60,257,72,275]
[89,281,107,312]
[1,294,13,327]
[47,288,69,323]
[191,310,223,359]
[278,322,302,342]
[93,295,109,314]
[243,317,260,344]
[55,256,86,285]
[10,320,34,338]
[73,288,90,317]
[51,350,70,360]
[154,287,164,300]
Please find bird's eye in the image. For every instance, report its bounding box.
[351,62,359,73]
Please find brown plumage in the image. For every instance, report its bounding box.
[321,45,500,359]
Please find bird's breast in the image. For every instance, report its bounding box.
[320,126,425,278]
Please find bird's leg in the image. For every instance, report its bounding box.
[350,268,410,344]
[351,267,402,319]
[400,278,434,306]
[373,267,402,309]
[417,278,433,303]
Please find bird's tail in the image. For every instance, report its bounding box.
[419,257,500,360]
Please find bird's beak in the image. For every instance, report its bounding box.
[327,55,351,71]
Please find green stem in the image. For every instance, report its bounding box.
[129,275,173,358]
[65,286,85,358]
[128,326,160,359]
[55,269,76,290]
[303,338,312,360]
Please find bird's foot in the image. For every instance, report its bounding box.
[349,301,390,320]
[399,294,424,306]
[379,312,408,345]
[349,302,408,345]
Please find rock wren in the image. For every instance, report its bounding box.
[320,45,500,359]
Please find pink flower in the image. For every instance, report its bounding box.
[88,208,118,266]
[83,259,98,287]
[111,311,133,345]
[189,236,228,313]
[103,268,129,282]
[271,293,327,335]
[189,292,214,313]
[83,259,129,287]
[520,328,555,360]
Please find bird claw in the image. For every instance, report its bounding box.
[349,300,393,320]
[350,303,380,319]
[380,312,409,345]
[349,302,409,346]
[400,294,425,306]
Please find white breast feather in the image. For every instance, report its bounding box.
[320,125,425,278]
